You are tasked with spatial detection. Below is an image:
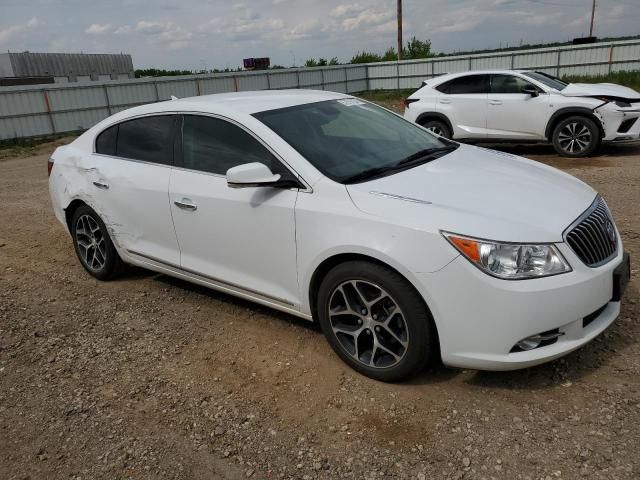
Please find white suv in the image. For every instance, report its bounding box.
[403,70,640,157]
[49,90,630,381]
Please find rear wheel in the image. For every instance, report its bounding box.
[70,205,124,280]
[317,261,434,382]
[420,119,452,139]
[552,116,601,157]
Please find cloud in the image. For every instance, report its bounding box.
[85,23,112,35]
[132,20,194,49]
[0,17,42,46]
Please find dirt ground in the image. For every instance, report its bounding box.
[1,133,639,480]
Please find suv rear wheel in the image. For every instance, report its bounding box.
[317,261,434,381]
[420,119,452,139]
[552,116,601,157]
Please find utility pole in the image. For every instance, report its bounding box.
[589,0,596,37]
[397,0,403,61]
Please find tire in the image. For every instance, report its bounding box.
[420,119,452,139]
[317,261,434,382]
[70,205,124,280]
[551,116,601,158]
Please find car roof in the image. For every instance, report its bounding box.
[122,89,351,117]
[427,70,530,85]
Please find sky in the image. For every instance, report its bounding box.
[1,0,638,70]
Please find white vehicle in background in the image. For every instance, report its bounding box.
[49,90,630,381]
[403,70,640,157]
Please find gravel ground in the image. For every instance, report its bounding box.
[1,132,639,480]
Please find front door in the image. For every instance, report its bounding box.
[486,74,550,139]
[169,114,300,307]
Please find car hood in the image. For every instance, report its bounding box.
[561,82,640,100]
[346,145,597,243]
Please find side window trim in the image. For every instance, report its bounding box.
[92,113,180,167]
[175,112,310,190]
[489,74,542,95]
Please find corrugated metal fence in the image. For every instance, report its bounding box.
[1,39,639,140]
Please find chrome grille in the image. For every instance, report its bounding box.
[565,197,618,267]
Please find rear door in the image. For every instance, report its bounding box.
[435,74,489,138]
[486,74,550,139]
[89,115,181,265]
[169,114,300,307]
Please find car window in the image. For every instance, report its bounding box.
[490,75,538,94]
[254,99,450,183]
[95,124,118,156]
[522,71,568,91]
[181,115,289,177]
[437,75,489,94]
[116,115,176,165]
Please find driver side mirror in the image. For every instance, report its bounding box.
[226,162,300,189]
[521,85,540,97]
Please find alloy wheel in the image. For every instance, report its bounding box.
[328,280,409,369]
[75,214,107,271]
[557,122,592,155]
[426,125,445,137]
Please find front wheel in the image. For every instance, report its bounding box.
[317,261,434,382]
[552,116,601,157]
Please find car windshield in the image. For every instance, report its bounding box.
[253,99,455,184]
[522,71,568,91]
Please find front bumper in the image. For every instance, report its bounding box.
[414,241,628,371]
[597,102,640,142]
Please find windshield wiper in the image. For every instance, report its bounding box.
[342,145,459,184]
[396,145,459,166]
[341,165,400,184]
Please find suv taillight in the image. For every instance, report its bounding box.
[47,157,55,177]
[403,98,419,109]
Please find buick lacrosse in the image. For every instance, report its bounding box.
[49,90,630,381]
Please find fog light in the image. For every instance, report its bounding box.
[516,337,542,351]
[511,329,564,353]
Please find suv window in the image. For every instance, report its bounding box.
[116,115,176,165]
[437,75,489,94]
[490,75,538,94]
[95,124,118,156]
[181,115,288,176]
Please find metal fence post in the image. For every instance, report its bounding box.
[103,84,112,115]
[266,72,271,90]
[556,49,562,77]
[609,43,615,74]
[42,89,56,135]
[295,69,300,90]
[397,62,400,90]
[344,66,348,92]
[320,68,325,90]
[153,82,160,101]
[365,64,370,91]
[510,53,515,70]
[468,57,472,70]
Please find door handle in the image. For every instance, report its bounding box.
[489,100,503,105]
[174,198,198,211]
[92,181,109,190]
[439,99,451,104]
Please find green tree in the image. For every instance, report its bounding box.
[305,58,318,67]
[350,51,382,63]
[328,57,340,65]
[405,37,432,59]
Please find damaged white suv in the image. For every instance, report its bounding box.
[403,70,640,157]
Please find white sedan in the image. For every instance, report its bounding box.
[48,90,630,381]
[403,70,640,157]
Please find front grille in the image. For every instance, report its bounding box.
[565,197,618,267]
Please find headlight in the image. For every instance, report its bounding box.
[443,232,571,280]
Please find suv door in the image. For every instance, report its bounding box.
[486,74,550,139]
[435,74,489,138]
[169,114,300,307]
[91,115,181,265]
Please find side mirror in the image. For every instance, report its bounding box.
[226,162,281,188]
[521,86,539,97]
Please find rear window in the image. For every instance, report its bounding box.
[436,75,489,94]
[116,115,176,165]
[95,124,118,156]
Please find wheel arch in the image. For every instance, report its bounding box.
[415,112,453,136]
[307,252,441,356]
[545,107,604,140]
[64,198,90,232]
